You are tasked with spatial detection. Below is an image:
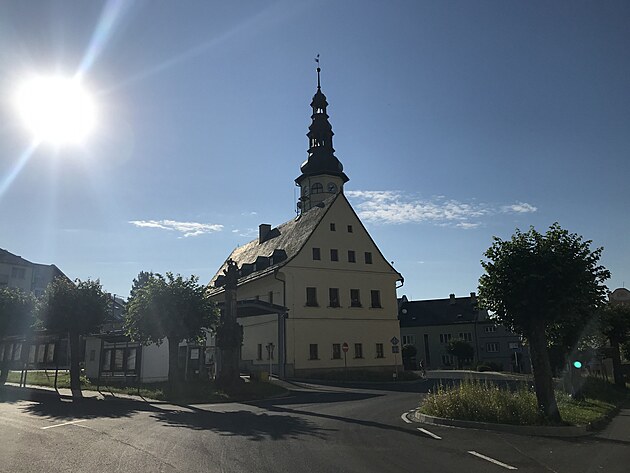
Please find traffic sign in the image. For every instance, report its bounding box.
[342,342,349,353]
[390,336,399,346]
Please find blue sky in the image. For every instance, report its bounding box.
[1,0,628,300]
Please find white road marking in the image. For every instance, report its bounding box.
[400,412,412,423]
[468,451,518,470]
[417,427,442,440]
[41,419,88,430]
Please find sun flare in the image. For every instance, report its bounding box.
[14,75,97,145]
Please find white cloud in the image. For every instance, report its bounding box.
[129,219,223,237]
[345,191,537,228]
[501,202,538,213]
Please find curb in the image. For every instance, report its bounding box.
[411,410,596,438]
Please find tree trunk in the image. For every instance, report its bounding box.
[610,337,625,387]
[527,321,561,423]
[167,337,180,390]
[68,331,82,400]
[0,360,8,385]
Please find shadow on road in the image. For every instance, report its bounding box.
[1,385,159,421]
[250,389,383,406]
[151,406,333,441]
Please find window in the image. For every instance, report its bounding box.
[311,183,323,194]
[257,344,263,360]
[347,225,353,233]
[114,349,124,370]
[441,354,454,366]
[350,289,361,307]
[402,335,415,345]
[12,343,21,361]
[376,343,384,358]
[486,342,499,353]
[370,290,381,308]
[11,267,25,279]
[306,287,318,306]
[485,325,498,333]
[347,250,356,263]
[37,344,46,363]
[126,348,137,373]
[330,223,336,231]
[329,288,340,307]
[101,350,112,370]
[439,333,452,344]
[266,344,274,360]
[268,291,274,304]
[312,247,321,260]
[459,332,472,342]
[330,249,339,261]
[332,343,341,360]
[309,344,319,360]
[354,343,363,359]
[364,252,373,264]
[46,344,55,363]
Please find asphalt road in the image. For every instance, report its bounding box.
[0,381,628,473]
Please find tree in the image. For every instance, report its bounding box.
[402,344,417,370]
[39,278,109,398]
[124,272,217,388]
[0,287,37,384]
[599,302,630,387]
[478,223,609,423]
[129,271,153,300]
[447,339,474,369]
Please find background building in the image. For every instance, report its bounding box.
[398,293,530,372]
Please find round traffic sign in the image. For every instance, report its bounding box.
[342,342,349,353]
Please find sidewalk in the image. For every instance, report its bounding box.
[425,369,532,382]
[594,404,630,443]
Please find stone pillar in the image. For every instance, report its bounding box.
[215,259,243,388]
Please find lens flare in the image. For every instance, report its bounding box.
[14,76,97,146]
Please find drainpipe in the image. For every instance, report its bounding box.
[273,269,287,378]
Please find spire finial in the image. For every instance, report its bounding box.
[315,54,321,89]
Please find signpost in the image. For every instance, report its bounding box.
[391,336,400,380]
[342,342,349,381]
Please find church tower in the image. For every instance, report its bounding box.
[296,64,349,213]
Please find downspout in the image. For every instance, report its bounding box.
[273,269,287,378]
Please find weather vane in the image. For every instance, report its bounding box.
[315,54,321,88]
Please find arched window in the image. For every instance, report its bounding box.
[311,183,323,194]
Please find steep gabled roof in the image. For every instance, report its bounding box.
[0,248,31,266]
[399,295,485,327]
[207,195,336,293]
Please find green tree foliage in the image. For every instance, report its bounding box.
[478,223,609,423]
[129,271,154,300]
[39,278,109,398]
[0,287,37,384]
[124,272,217,388]
[599,302,630,386]
[447,339,475,369]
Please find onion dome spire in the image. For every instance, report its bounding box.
[296,56,349,184]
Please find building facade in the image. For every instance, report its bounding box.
[398,293,530,372]
[0,248,67,297]
[207,70,403,378]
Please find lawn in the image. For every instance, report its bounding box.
[5,370,287,403]
[420,376,628,426]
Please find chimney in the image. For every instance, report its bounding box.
[449,293,456,305]
[259,224,271,244]
[470,292,477,303]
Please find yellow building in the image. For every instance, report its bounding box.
[207,70,403,378]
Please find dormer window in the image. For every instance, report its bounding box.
[311,183,323,194]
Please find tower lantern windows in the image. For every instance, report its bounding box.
[311,183,323,194]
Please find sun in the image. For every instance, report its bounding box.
[14,75,97,146]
